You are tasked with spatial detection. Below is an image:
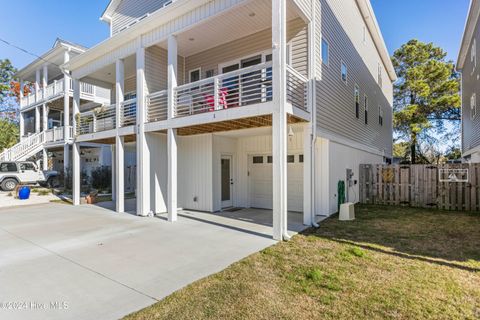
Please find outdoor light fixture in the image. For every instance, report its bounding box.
[288,126,294,137]
[249,12,256,17]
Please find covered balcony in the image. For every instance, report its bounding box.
[74,0,311,139]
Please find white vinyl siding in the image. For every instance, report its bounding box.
[462,11,480,153]
[314,0,393,156]
[184,18,308,80]
[111,0,173,36]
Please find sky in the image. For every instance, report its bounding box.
[0,0,471,69]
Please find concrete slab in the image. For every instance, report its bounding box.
[0,202,283,320]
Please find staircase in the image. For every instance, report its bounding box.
[0,126,72,162]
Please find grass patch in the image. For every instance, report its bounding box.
[36,189,52,196]
[125,205,480,320]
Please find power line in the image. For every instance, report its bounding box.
[0,37,62,68]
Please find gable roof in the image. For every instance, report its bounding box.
[457,0,479,70]
[15,38,88,79]
[101,0,122,23]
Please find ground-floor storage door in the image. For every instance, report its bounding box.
[248,154,303,212]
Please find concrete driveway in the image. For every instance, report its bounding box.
[0,202,280,320]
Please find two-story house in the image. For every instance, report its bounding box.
[7,0,395,240]
[458,0,480,162]
[3,39,138,187]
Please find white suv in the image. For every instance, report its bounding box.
[0,161,58,191]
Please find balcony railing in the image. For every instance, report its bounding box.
[120,98,137,127]
[174,61,273,118]
[76,104,116,135]
[146,90,168,122]
[75,63,309,133]
[20,80,98,109]
[286,65,308,112]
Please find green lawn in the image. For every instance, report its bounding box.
[125,205,480,320]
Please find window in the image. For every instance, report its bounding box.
[124,92,136,100]
[0,162,17,172]
[205,69,214,78]
[189,68,201,83]
[267,156,273,164]
[364,95,368,124]
[253,156,264,164]
[321,38,329,65]
[378,63,383,88]
[378,105,383,126]
[362,25,367,44]
[341,62,347,83]
[19,162,36,171]
[354,85,360,118]
[472,39,477,68]
[471,93,477,120]
[299,155,304,163]
[287,155,295,163]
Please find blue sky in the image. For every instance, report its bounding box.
[0,0,472,69]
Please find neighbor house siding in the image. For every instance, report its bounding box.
[315,0,393,156]
[111,0,172,36]
[461,18,480,154]
[184,18,308,80]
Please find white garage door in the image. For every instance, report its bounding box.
[248,154,303,212]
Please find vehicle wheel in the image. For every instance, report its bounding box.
[1,178,18,191]
[47,176,60,188]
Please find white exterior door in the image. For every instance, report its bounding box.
[248,154,303,212]
[221,155,234,208]
[18,162,41,183]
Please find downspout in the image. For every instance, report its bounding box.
[310,78,319,228]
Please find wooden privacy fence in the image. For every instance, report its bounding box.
[359,164,480,211]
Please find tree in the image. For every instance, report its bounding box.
[0,59,25,121]
[391,40,461,164]
[0,118,19,153]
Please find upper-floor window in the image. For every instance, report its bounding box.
[471,93,477,120]
[354,85,360,118]
[341,62,348,83]
[378,63,383,88]
[364,95,368,125]
[363,26,367,45]
[322,38,329,66]
[189,68,201,83]
[378,105,383,126]
[472,39,477,68]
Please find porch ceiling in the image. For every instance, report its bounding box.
[155,0,302,57]
[81,54,136,86]
[79,134,137,145]
[177,114,306,136]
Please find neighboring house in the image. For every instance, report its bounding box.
[11,0,395,240]
[1,39,135,188]
[458,0,480,163]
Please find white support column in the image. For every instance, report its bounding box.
[42,104,48,131]
[35,69,41,101]
[42,148,48,171]
[136,46,150,216]
[303,124,313,225]
[115,136,125,213]
[115,59,125,213]
[72,142,81,206]
[64,50,71,142]
[71,79,81,194]
[111,145,116,202]
[42,64,48,97]
[19,111,24,141]
[167,35,178,222]
[115,59,125,128]
[272,0,288,241]
[35,106,41,133]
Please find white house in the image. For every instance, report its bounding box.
[6,0,395,240]
[2,39,136,189]
[457,0,480,162]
